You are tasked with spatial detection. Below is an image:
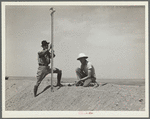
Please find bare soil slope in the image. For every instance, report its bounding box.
[5,77,145,111]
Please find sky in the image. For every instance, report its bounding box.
[5,4,146,79]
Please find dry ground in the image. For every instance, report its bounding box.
[5,77,145,111]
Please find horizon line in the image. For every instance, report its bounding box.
[5,76,145,80]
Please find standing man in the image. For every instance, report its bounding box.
[75,53,99,87]
[34,40,62,97]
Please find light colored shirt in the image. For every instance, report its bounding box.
[81,61,96,78]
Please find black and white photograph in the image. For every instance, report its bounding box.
[2,1,149,118]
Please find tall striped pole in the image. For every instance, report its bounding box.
[50,8,55,92]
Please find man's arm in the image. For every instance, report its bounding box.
[38,49,49,57]
[49,53,56,58]
[49,50,56,58]
[80,69,92,82]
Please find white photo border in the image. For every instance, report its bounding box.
[2,1,149,118]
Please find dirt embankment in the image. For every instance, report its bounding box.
[5,77,145,111]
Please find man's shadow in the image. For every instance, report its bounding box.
[36,85,51,97]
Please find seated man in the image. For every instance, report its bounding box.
[75,53,99,87]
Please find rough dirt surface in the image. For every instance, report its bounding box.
[5,77,145,111]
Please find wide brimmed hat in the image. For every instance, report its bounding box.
[77,53,88,60]
[41,40,49,47]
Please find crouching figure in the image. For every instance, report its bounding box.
[75,53,99,87]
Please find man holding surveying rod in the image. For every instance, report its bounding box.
[34,40,63,97]
[34,8,62,97]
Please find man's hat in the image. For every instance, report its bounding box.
[77,53,88,60]
[41,40,49,47]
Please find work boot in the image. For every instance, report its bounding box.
[54,83,63,87]
[93,82,99,88]
[34,85,38,97]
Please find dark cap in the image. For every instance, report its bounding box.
[41,40,49,47]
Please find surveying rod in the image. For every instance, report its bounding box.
[50,8,55,92]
